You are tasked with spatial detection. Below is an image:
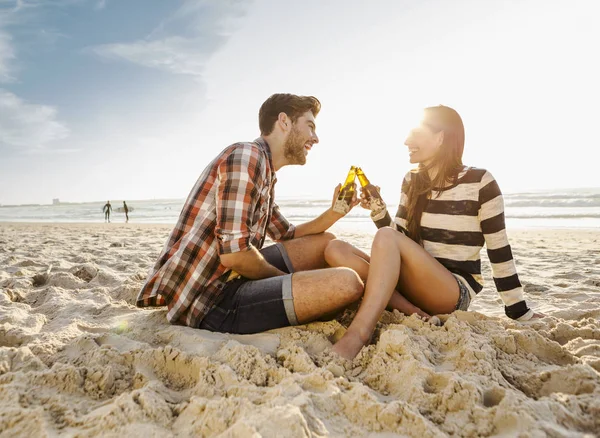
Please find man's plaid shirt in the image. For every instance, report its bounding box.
[136,138,295,327]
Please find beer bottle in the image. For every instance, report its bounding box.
[333,166,357,214]
[356,167,386,215]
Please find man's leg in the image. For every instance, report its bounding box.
[291,267,363,324]
[277,232,366,322]
[199,237,364,334]
[276,233,366,323]
[224,267,363,331]
[279,232,336,271]
[199,268,363,333]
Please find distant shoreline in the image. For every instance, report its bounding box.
[2,186,600,208]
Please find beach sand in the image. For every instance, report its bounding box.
[1,222,599,437]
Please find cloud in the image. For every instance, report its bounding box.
[0,30,15,82]
[90,0,248,77]
[0,0,74,153]
[11,0,85,11]
[0,88,70,152]
[92,36,216,76]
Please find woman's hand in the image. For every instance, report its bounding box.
[359,185,381,210]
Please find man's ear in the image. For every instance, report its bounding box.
[277,112,290,132]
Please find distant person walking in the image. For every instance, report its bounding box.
[123,201,129,223]
[103,201,112,223]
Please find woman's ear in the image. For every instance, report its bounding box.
[435,130,445,148]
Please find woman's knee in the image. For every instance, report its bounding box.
[372,227,402,252]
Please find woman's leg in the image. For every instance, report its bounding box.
[324,239,430,318]
[332,227,459,359]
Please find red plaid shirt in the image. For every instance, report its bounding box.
[136,138,295,327]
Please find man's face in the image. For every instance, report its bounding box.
[283,110,319,165]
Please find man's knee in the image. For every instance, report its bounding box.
[333,267,364,301]
[312,232,336,259]
[303,231,336,251]
[320,231,336,244]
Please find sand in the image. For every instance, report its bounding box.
[0,222,599,437]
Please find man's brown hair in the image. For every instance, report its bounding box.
[259,93,321,135]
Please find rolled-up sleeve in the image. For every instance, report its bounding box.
[215,145,265,254]
[267,202,295,241]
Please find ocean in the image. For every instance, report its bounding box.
[1,188,599,230]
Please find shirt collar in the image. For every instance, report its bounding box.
[254,137,276,180]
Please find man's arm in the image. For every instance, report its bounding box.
[214,144,283,279]
[220,247,285,279]
[294,183,358,238]
[294,208,343,238]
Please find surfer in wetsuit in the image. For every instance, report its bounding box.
[123,201,129,223]
[103,201,112,223]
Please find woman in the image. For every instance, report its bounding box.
[325,105,542,360]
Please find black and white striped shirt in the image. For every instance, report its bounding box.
[372,166,532,320]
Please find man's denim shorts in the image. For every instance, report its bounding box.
[199,243,297,334]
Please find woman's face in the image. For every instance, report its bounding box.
[404,118,444,166]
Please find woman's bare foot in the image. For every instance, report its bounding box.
[388,291,430,319]
[331,331,368,360]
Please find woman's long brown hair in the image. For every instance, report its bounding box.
[405,105,465,243]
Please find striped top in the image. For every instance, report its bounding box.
[372,166,532,320]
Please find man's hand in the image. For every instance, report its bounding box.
[330,183,360,217]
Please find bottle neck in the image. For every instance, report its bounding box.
[357,174,370,187]
[342,170,356,187]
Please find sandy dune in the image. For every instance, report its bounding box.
[0,223,599,437]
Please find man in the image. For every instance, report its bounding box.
[137,94,363,333]
[123,201,129,223]
[103,200,112,223]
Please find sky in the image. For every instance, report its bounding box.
[1,0,599,205]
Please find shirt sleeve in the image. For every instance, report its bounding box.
[267,201,295,241]
[371,172,410,234]
[479,171,533,321]
[215,145,265,255]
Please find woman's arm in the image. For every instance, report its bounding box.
[368,173,410,234]
[479,171,534,321]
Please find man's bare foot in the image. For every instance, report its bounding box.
[331,332,367,360]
